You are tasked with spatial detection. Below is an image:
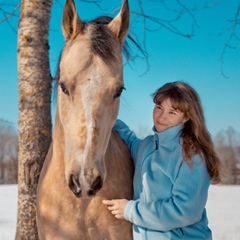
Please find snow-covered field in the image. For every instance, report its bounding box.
[0,184,239,240]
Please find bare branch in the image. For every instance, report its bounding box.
[135,0,150,74]
[220,3,240,78]
[0,3,20,24]
[79,0,107,11]
[176,0,200,29]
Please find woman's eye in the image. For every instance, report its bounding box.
[114,87,125,99]
[59,82,69,95]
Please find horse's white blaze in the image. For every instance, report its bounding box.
[80,68,103,189]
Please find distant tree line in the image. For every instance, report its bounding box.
[0,118,239,185]
[214,127,240,184]
[0,119,18,184]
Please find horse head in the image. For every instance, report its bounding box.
[57,0,130,197]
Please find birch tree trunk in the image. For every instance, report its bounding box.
[16,0,53,239]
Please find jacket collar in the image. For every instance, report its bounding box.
[153,124,183,149]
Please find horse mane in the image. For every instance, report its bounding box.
[87,16,144,63]
[87,16,117,63]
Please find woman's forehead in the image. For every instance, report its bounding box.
[157,97,186,111]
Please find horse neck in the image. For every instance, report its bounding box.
[51,111,65,166]
[100,130,134,198]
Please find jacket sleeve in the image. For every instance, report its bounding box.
[113,119,140,165]
[124,156,211,231]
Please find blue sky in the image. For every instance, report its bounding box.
[0,0,240,137]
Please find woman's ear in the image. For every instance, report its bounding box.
[182,116,189,123]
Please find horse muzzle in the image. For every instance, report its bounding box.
[68,173,103,198]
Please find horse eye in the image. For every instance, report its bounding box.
[114,87,125,99]
[59,82,69,95]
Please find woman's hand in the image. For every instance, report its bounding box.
[102,199,129,219]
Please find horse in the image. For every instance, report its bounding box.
[36,0,134,239]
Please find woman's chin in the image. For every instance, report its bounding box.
[155,125,169,133]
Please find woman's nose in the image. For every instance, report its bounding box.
[158,111,166,119]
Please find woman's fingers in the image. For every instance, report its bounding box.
[102,199,127,220]
[102,199,114,205]
[103,200,118,211]
[102,199,119,205]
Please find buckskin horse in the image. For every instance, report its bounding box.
[36,0,134,239]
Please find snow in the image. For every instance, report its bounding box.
[0,184,239,239]
[0,185,18,240]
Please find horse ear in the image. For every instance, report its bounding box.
[62,0,84,41]
[108,0,130,45]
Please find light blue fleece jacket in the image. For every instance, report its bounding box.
[114,120,212,240]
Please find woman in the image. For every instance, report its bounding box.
[103,81,221,239]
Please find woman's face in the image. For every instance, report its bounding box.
[153,98,188,133]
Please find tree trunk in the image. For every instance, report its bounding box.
[16,0,53,239]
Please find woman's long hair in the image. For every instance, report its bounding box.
[152,81,221,184]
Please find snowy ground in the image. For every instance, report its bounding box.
[0,184,239,240]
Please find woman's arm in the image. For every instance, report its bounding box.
[107,157,211,231]
[126,158,210,231]
[114,119,141,163]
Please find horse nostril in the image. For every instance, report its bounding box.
[87,189,95,197]
[68,174,82,198]
[88,176,103,197]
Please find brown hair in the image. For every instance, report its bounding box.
[152,81,221,184]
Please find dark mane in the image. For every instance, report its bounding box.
[87,16,145,64]
[87,16,117,64]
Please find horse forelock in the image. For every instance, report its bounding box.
[88,22,118,65]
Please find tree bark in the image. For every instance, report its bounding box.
[16,0,53,239]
